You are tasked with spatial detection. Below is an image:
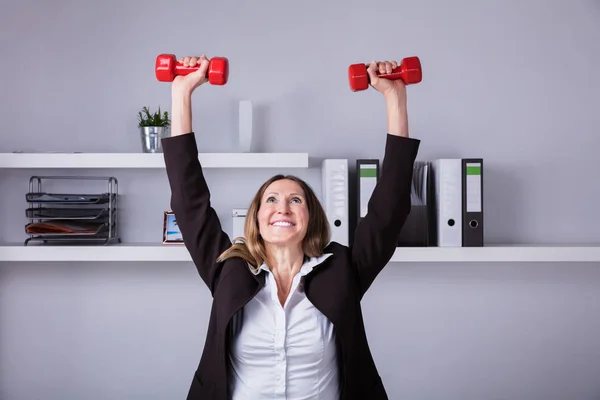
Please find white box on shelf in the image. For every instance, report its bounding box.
[232,208,247,239]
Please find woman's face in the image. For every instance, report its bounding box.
[257,179,309,247]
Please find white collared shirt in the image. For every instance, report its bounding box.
[227,253,340,400]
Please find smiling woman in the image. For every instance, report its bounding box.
[161,54,420,400]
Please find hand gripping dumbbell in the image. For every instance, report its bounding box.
[155,54,229,85]
[347,56,422,92]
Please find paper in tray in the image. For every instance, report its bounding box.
[25,220,106,235]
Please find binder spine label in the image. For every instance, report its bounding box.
[359,163,377,218]
[465,163,482,213]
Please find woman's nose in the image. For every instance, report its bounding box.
[277,202,290,213]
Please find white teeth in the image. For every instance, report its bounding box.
[273,222,293,227]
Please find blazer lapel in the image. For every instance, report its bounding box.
[218,264,265,332]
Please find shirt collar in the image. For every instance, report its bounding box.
[252,253,333,276]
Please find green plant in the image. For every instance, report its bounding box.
[138,106,170,127]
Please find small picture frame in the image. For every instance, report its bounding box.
[163,210,184,244]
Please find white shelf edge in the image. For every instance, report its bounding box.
[0,244,192,262]
[1,244,600,263]
[0,152,309,169]
[390,245,600,263]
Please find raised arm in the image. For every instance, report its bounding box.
[162,55,231,295]
[350,60,421,298]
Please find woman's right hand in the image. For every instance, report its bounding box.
[172,55,210,96]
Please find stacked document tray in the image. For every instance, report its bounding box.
[24,176,121,246]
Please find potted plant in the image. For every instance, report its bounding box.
[138,106,170,153]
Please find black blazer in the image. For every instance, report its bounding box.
[162,132,420,400]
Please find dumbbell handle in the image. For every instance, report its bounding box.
[170,62,203,76]
[368,66,411,82]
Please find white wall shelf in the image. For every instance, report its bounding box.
[0,152,309,169]
[1,244,599,263]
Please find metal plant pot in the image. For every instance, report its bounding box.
[140,126,170,153]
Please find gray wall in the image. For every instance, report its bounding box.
[1,0,600,399]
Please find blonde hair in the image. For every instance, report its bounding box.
[216,174,330,273]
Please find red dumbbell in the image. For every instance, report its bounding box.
[155,54,229,85]
[348,56,422,92]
